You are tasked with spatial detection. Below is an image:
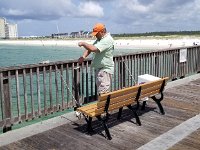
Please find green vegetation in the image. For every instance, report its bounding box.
[2,31,200,41]
[112,31,200,39]
[112,31,200,37]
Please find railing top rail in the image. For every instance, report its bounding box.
[0,59,92,72]
[0,45,199,72]
[114,45,198,57]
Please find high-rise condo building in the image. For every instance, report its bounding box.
[0,17,6,38]
[0,17,18,39]
[5,23,18,38]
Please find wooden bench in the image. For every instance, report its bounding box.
[77,77,169,140]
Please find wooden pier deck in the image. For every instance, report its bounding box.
[0,75,200,150]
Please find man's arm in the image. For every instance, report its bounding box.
[82,49,91,58]
[78,42,100,53]
[78,49,91,64]
[78,41,100,64]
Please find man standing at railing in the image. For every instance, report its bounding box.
[78,23,114,94]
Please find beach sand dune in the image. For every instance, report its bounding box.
[0,38,200,49]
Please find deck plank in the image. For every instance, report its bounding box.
[1,77,200,150]
[169,129,200,150]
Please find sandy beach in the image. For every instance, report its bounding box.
[0,38,200,49]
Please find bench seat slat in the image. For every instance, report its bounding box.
[77,103,97,111]
[77,97,137,117]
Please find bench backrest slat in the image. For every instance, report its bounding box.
[97,92,138,108]
[140,83,162,98]
[96,77,169,114]
[94,97,136,116]
[95,85,140,114]
[140,80,163,89]
[140,77,168,99]
[99,85,140,101]
[140,89,160,99]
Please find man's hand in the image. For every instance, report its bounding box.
[78,56,85,64]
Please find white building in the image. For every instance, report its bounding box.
[5,23,18,39]
[0,17,6,38]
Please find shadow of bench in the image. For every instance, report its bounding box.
[77,77,169,140]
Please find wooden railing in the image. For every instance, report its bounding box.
[1,45,200,133]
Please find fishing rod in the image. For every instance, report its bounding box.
[115,47,137,85]
[119,54,136,85]
[39,40,83,119]
[39,40,81,108]
[55,65,80,107]
[54,65,83,119]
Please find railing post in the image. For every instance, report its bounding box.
[3,79,12,133]
[155,56,159,77]
[119,60,126,88]
[197,47,200,73]
[73,67,82,106]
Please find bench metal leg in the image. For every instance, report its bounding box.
[127,105,141,126]
[141,101,146,110]
[96,116,112,140]
[151,93,165,115]
[3,126,12,133]
[117,107,123,120]
[86,117,93,133]
[136,100,140,110]
[152,98,165,115]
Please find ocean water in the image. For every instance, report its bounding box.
[0,44,150,67]
[0,44,150,132]
[0,45,84,67]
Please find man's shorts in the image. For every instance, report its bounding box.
[95,69,112,94]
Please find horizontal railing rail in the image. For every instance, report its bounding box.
[0,45,200,133]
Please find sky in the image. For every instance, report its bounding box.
[0,0,200,36]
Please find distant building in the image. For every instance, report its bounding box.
[5,23,18,39]
[52,33,68,38]
[51,30,92,39]
[70,32,80,38]
[83,31,91,38]
[0,17,6,39]
[69,31,92,38]
[0,17,18,39]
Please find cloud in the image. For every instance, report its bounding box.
[0,0,74,20]
[90,0,200,34]
[111,0,200,27]
[0,0,103,21]
[118,0,151,13]
[77,1,104,17]
[1,0,200,35]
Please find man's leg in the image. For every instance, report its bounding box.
[96,70,112,94]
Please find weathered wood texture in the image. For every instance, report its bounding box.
[1,46,200,131]
[169,128,200,150]
[1,78,200,150]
